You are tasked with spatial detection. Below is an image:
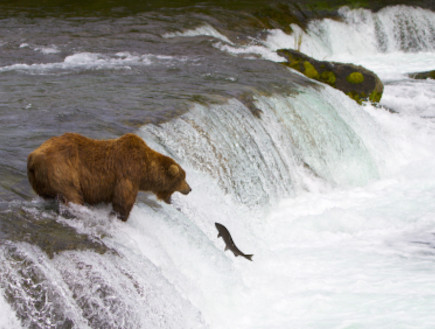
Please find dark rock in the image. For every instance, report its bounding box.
[277,48,384,104]
[409,70,435,80]
[0,203,112,259]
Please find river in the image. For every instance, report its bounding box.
[0,2,434,328]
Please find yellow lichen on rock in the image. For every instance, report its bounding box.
[303,61,319,79]
[347,72,364,84]
[320,71,336,85]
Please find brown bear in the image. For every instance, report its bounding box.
[27,133,191,221]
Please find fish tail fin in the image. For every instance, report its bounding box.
[244,254,254,261]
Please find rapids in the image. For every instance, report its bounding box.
[0,3,434,329]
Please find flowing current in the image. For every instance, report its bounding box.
[1,4,435,329]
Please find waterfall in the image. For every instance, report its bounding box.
[140,86,381,208]
[1,3,434,328]
[265,5,435,60]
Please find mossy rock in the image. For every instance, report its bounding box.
[320,71,336,85]
[303,61,319,79]
[369,89,382,103]
[347,71,364,84]
[277,48,384,104]
[409,70,435,80]
[347,91,367,104]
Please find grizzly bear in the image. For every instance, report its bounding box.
[27,133,191,221]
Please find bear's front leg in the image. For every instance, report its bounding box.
[112,179,138,222]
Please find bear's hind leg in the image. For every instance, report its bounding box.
[59,189,84,206]
[54,190,83,218]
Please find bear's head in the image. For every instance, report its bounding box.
[156,163,191,204]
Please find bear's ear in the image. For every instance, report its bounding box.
[168,164,179,177]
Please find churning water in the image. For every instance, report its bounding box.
[0,3,435,329]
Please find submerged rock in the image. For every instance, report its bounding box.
[277,48,384,104]
[409,70,435,80]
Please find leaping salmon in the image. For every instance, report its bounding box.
[215,222,253,261]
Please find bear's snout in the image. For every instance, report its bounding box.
[179,181,192,195]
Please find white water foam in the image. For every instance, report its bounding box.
[382,78,435,117]
[0,289,21,329]
[133,69,435,326]
[213,41,283,61]
[130,88,435,328]
[0,235,206,329]
[0,242,92,329]
[19,43,60,54]
[0,51,181,74]
[163,24,233,44]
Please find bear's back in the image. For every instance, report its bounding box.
[37,133,115,167]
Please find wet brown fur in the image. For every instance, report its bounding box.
[27,133,191,221]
